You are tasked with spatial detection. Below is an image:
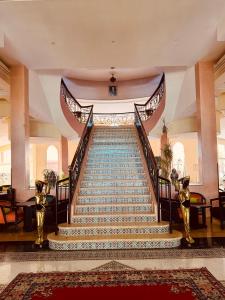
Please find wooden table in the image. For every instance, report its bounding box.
[16,201,36,232]
[190,203,212,228]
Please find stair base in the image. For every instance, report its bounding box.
[48,231,182,250]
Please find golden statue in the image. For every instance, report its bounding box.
[35,180,47,247]
[170,170,194,244]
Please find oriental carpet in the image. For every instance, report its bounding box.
[0,266,225,300]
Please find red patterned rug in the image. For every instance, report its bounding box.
[0,268,224,300]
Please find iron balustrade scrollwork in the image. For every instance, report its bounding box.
[135,73,165,122]
[61,79,93,123]
[93,112,135,126]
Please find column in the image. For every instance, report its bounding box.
[60,136,69,176]
[195,62,218,198]
[10,65,30,200]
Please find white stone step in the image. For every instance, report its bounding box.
[75,203,152,214]
[58,222,169,236]
[79,186,148,196]
[78,195,151,205]
[48,231,182,250]
[72,213,156,224]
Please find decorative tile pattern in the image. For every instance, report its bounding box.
[59,224,169,236]
[48,237,181,250]
[78,195,151,204]
[75,204,152,214]
[80,180,147,188]
[72,214,157,224]
[84,168,144,175]
[79,187,149,196]
[83,174,146,181]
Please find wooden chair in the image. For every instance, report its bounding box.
[0,188,23,230]
[210,191,225,229]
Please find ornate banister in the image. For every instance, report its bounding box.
[61,79,93,124]
[134,96,172,231]
[135,73,165,122]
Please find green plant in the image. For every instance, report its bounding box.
[42,169,58,194]
[160,143,173,179]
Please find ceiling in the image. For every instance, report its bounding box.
[0,0,225,81]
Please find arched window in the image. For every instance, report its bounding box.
[46,145,59,172]
[172,142,185,178]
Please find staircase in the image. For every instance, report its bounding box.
[48,126,182,250]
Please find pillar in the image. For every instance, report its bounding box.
[60,136,69,176]
[195,62,218,198]
[10,65,30,200]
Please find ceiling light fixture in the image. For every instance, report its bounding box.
[109,68,117,96]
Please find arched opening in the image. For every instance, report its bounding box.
[46,145,59,173]
[172,142,185,178]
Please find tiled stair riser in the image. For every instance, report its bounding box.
[79,188,149,196]
[78,195,151,205]
[58,225,169,236]
[83,174,145,180]
[86,162,143,168]
[72,214,157,224]
[80,180,147,188]
[75,204,152,214]
[49,239,181,250]
[84,169,144,175]
[87,157,142,163]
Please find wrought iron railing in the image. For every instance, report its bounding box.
[134,101,172,231]
[68,106,93,224]
[55,177,69,234]
[61,79,93,123]
[93,112,135,126]
[135,73,165,121]
[158,176,172,233]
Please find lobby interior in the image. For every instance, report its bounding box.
[0,0,225,292]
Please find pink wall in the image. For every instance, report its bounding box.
[64,75,161,101]
[195,62,218,199]
[60,93,84,136]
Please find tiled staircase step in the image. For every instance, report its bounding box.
[80,180,147,188]
[79,187,149,196]
[89,145,138,149]
[88,153,140,158]
[92,142,138,146]
[72,213,157,224]
[78,195,151,205]
[48,231,182,250]
[87,157,142,163]
[84,168,144,175]
[75,203,152,214]
[58,222,169,236]
[83,174,146,181]
[86,162,143,169]
[93,134,136,139]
